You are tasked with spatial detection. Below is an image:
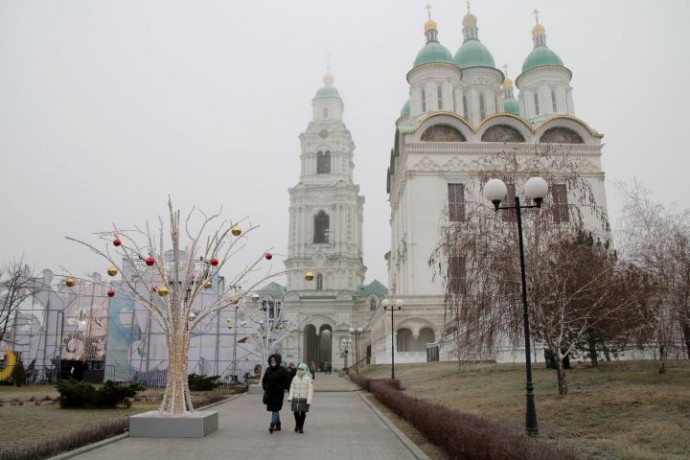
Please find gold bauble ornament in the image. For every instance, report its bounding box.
[204,280,213,289]
[107,266,118,277]
[229,294,240,305]
[65,277,76,287]
[231,225,242,236]
[304,271,315,281]
[157,286,169,297]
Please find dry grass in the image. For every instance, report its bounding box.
[0,385,238,458]
[358,360,690,460]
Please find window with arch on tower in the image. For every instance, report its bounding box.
[533,93,540,115]
[316,273,323,291]
[462,95,468,119]
[479,94,486,119]
[314,211,330,243]
[437,86,443,110]
[317,151,331,174]
[323,107,328,119]
[421,88,426,112]
[551,89,557,112]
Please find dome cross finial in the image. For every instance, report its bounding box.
[425,3,433,20]
[325,52,334,76]
[323,52,334,87]
[502,64,509,77]
[466,1,471,14]
[533,9,540,24]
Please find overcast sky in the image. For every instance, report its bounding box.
[1,1,688,286]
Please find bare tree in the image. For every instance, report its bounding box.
[0,260,39,347]
[431,147,651,394]
[617,181,690,372]
[67,199,283,415]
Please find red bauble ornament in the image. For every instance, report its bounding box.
[210,257,219,266]
[265,252,273,260]
[113,238,121,247]
[107,290,115,297]
[145,257,155,266]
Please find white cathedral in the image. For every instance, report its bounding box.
[257,7,609,369]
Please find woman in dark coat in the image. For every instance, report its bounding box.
[262,353,290,433]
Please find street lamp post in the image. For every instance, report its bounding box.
[349,327,363,372]
[340,338,351,372]
[483,176,548,437]
[381,298,403,380]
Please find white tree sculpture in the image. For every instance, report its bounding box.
[240,295,292,384]
[67,199,281,415]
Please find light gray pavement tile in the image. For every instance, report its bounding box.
[56,374,429,460]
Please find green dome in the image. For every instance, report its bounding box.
[454,40,495,69]
[413,42,454,67]
[400,100,410,117]
[522,47,563,72]
[315,86,340,98]
[503,97,520,115]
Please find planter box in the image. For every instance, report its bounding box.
[129,410,218,438]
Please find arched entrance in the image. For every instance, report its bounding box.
[318,326,332,371]
[304,324,333,371]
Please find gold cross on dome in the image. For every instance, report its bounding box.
[466,1,471,14]
[425,4,433,20]
[533,9,540,24]
[502,64,509,77]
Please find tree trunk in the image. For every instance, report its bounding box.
[555,351,568,395]
[658,345,667,375]
[680,319,690,360]
[587,336,599,367]
[602,344,612,362]
[160,330,193,415]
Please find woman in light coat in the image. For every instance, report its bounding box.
[287,362,314,433]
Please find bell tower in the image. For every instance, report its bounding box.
[285,69,366,298]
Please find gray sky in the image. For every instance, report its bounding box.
[1,1,689,286]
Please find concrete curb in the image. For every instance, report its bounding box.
[356,390,432,460]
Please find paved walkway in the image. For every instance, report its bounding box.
[54,373,430,460]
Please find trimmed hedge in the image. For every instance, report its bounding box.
[353,375,576,460]
[56,380,138,409]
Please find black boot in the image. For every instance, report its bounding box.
[269,423,275,434]
[275,422,281,432]
[294,413,299,432]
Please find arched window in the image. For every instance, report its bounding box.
[369,297,377,311]
[533,93,540,115]
[314,211,330,243]
[479,94,486,119]
[323,108,328,119]
[437,86,443,110]
[481,125,526,142]
[540,127,584,144]
[316,273,324,291]
[462,95,468,119]
[551,89,557,112]
[421,88,426,112]
[317,151,331,174]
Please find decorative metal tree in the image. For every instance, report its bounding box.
[67,199,280,416]
[240,294,292,384]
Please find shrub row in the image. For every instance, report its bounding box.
[352,375,576,460]
[56,380,138,409]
